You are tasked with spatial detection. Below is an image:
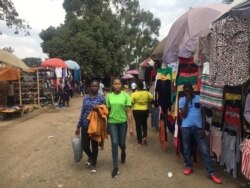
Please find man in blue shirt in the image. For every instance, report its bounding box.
[179,82,222,184]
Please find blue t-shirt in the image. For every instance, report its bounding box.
[179,95,202,128]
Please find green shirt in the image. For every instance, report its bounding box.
[106,92,132,123]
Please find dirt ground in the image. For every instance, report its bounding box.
[0,96,248,188]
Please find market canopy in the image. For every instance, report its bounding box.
[121,73,134,79]
[0,50,30,70]
[213,0,250,22]
[163,3,229,64]
[41,58,67,68]
[0,67,20,81]
[65,60,80,70]
[151,36,167,61]
[126,69,139,75]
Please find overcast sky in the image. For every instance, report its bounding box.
[0,0,223,60]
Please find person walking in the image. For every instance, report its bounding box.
[106,78,134,178]
[98,82,105,96]
[64,79,71,107]
[57,79,65,108]
[179,82,222,184]
[7,81,15,107]
[75,80,106,174]
[131,81,153,146]
[131,80,137,92]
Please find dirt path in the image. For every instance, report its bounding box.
[0,96,244,188]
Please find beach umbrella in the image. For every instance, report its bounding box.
[163,3,229,64]
[0,50,30,70]
[41,58,67,68]
[121,73,134,79]
[65,60,80,70]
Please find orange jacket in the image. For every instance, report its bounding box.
[87,104,109,148]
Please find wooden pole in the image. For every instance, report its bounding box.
[37,69,40,106]
[18,75,22,106]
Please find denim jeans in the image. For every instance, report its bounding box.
[108,122,127,168]
[181,127,214,174]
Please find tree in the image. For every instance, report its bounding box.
[40,0,160,78]
[0,0,31,35]
[2,46,14,53]
[22,57,42,68]
[111,0,160,66]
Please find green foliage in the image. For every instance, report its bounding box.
[2,46,14,53]
[22,57,42,68]
[0,0,31,35]
[40,0,160,78]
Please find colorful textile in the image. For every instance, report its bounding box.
[177,76,198,86]
[200,74,223,109]
[242,139,250,180]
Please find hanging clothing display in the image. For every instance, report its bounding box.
[241,138,250,180]
[209,17,250,86]
[200,74,224,109]
[154,67,172,113]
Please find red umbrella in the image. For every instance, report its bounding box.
[41,58,67,68]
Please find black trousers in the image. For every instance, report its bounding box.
[7,95,14,107]
[81,127,98,166]
[133,110,149,144]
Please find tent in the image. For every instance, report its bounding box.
[163,4,229,64]
[0,67,20,81]
[0,67,22,106]
[213,0,250,22]
[151,36,167,61]
[0,50,30,71]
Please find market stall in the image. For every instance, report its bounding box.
[0,67,24,119]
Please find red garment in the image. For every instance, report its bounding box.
[179,57,194,64]
[150,68,157,83]
[159,119,167,150]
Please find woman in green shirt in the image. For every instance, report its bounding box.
[106,78,133,178]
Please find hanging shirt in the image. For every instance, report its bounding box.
[244,94,250,124]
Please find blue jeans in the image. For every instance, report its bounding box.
[181,127,214,174]
[108,122,127,168]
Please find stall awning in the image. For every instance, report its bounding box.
[0,67,20,81]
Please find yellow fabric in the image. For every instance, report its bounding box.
[172,72,177,79]
[156,73,171,80]
[225,93,241,100]
[131,90,153,110]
